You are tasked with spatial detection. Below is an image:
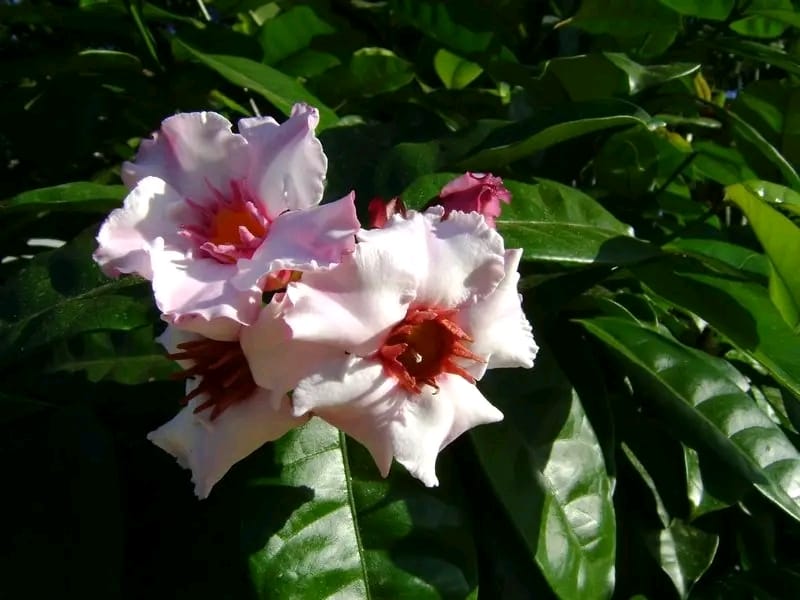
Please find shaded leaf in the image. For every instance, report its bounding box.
[433,49,482,90]
[580,316,800,523]
[1,182,126,214]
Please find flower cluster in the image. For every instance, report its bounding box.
[94,103,538,498]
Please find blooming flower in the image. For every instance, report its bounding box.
[245,208,537,486]
[93,104,359,338]
[148,322,308,498]
[426,172,511,228]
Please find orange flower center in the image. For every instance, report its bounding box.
[169,338,257,420]
[377,307,483,393]
[209,204,268,247]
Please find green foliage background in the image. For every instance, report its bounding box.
[2,0,800,598]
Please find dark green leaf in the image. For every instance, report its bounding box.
[646,519,719,598]
[657,0,734,20]
[259,5,335,65]
[391,0,493,55]
[471,360,616,600]
[633,256,800,399]
[245,419,478,598]
[433,49,483,90]
[174,38,338,130]
[580,316,800,523]
[570,0,681,35]
[1,182,126,214]
[731,0,793,38]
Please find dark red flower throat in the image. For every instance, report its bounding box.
[169,338,256,420]
[378,307,483,393]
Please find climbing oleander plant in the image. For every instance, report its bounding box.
[2,0,800,598]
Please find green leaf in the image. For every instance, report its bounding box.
[706,38,800,77]
[259,5,335,65]
[731,0,793,38]
[471,360,616,600]
[48,327,176,384]
[633,256,800,399]
[664,238,769,281]
[244,419,479,598]
[457,100,652,170]
[684,447,737,519]
[580,316,800,523]
[433,49,482,90]
[496,179,657,265]
[173,38,338,130]
[740,179,800,217]
[391,0,493,55]
[1,182,125,214]
[535,53,699,102]
[646,519,719,598]
[657,0,734,20]
[726,182,800,329]
[347,47,415,96]
[570,0,681,35]
[0,233,151,366]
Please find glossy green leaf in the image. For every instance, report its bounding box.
[740,179,800,217]
[726,182,800,329]
[456,100,651,169]
[1,182,125,214]
[174,38,338,130]
[433,49,483,90]
[664,238,769,281]
[259,5,335,65]
[245,418,478,598]
[733,81,800,167]
[657,0,733,19]
[684,447,736,519]
[647,519,719,598]
[0,234,150,365]
[706,38,800,77]
[496,179,656,265]
[471,361,616,600]
[633,256,800,399]
[580,316,800,522]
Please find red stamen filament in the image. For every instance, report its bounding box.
[168,338,257,420]
[377,307,484,393]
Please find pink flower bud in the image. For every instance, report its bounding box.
[427,172,511,228]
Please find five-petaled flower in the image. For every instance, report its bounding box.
[93,104,359,338]
[245,208,538,486]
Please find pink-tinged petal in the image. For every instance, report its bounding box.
[293,356,400,477]
[412,208,506,308]
[93,177,189,278]
[456,248,538,378]
[240,300,343,397]
[122,112,248,201]
[434,172,511,228]
[238,103,327,216]
[389,374,502,487]
[284,229,418,355]
[149,245,261,333]
[148,389,307,498]
[232,192,359,292]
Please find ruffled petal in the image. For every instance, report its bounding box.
[93,177,188,278]
[232,192,359,292]
[122,112,248,202]
[148,389,307,499]
[149,245,261,334]
[284,229,418,355]
[413,208,507,308]
[293,356,400,477]
[240,300,343,397]
[456,248,538,377]
[239,103,327,216]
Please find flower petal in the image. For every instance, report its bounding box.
[122,112,249,202]
[232,192,359,292]
[415,208,507,307]
[148,389,307,498]
[456,248,538,377]
[284,228,418,355]
[240,300,343,397]
[238,103,327,216]
[293,356,400,477]
[93,177,188,278]
[150,245,261,334]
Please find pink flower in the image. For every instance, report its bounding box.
[367,196,406,228]
[93,104,359,338]
[148,323,308,498]
[246,208,537,486]
[426,172,511,228]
